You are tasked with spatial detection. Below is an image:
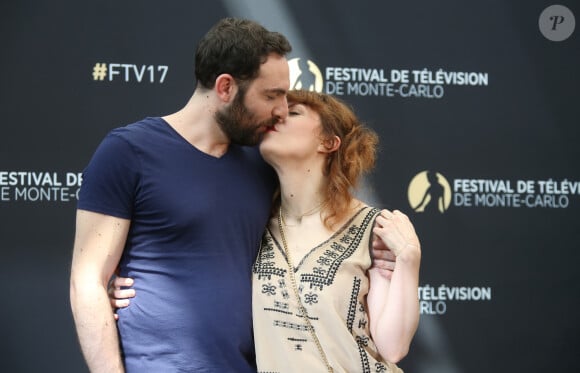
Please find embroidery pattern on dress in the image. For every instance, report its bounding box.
[347,277,362,332]
[273,320,309,331]
[356,334,372,373]
[375,361,388,372]
[300,208,378,291]
[253,231,286,280]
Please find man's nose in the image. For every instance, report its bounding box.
[272,96,289,122]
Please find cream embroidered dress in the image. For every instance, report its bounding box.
[252,207,403,373]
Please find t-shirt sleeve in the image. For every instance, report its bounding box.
[77,131,140,219]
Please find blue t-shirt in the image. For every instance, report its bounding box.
[78,117,277,372]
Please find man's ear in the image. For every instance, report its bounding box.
[318,135,341,153]
[215,74,237,102]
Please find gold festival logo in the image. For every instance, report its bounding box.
[408,171,452,213]
[288,58,324,92]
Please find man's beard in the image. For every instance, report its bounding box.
[215,89,278,146]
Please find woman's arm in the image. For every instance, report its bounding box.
[367,209,421,363]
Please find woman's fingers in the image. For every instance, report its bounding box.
[373,209,420,257]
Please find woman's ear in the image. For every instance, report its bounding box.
[215,74,237,102]
[318,135,341,153]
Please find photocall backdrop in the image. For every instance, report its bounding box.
[1,1,578,372]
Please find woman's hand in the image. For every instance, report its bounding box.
[371,234,397,280]
[108,276,136,320]
[372,209,421,267]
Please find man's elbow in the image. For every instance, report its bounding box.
[69,272,86,314]
[69,271,104,312]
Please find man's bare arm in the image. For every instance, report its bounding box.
[70,209,130,373]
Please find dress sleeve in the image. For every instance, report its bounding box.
[77,131,140,219]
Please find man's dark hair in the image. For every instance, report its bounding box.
[195,17,292,89]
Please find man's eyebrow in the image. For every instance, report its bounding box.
[265,88,287,96]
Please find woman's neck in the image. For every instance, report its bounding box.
[276,163,325,225]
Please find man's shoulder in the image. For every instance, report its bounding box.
[110,117,164,137]
[103,117,173,150]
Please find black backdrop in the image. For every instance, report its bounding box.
[1,1,578,372]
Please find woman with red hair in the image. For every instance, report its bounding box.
[252,90,420,372]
